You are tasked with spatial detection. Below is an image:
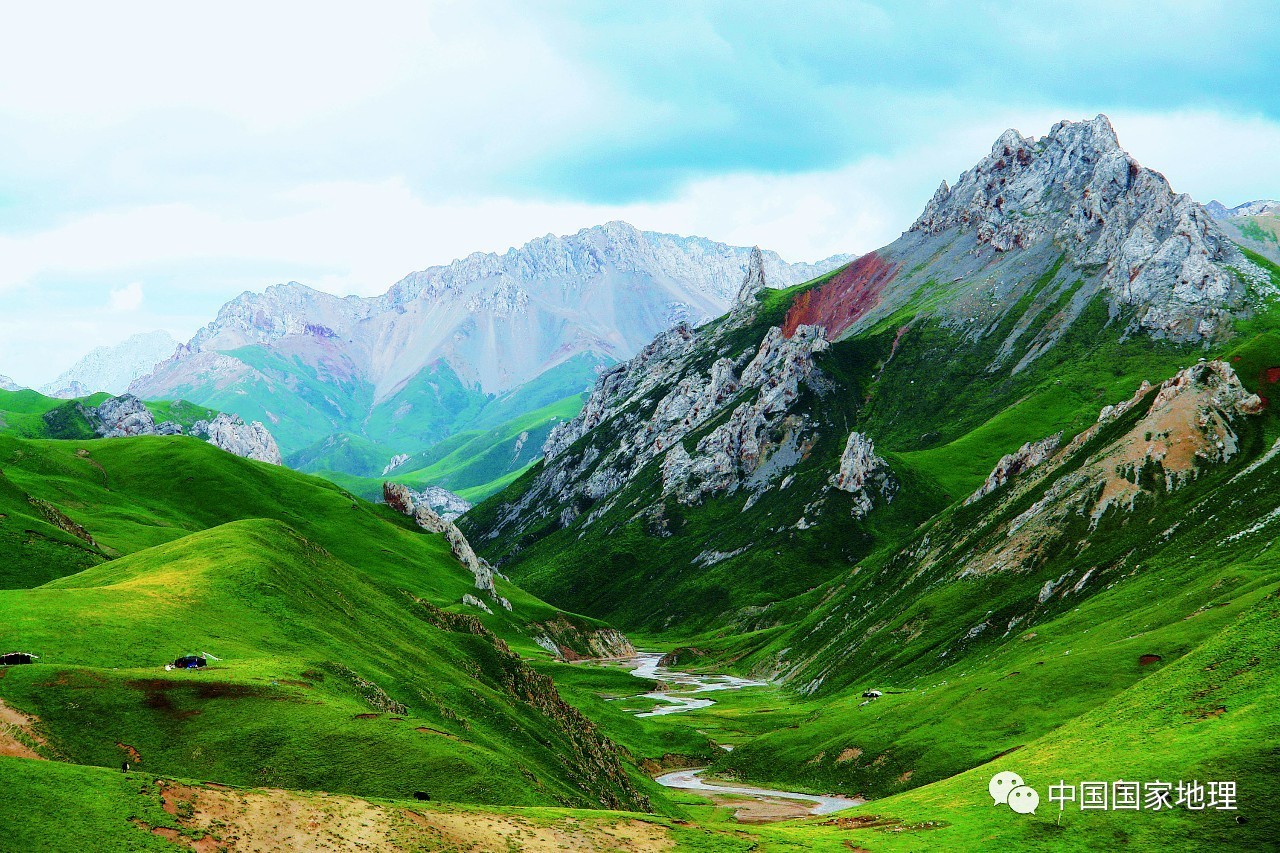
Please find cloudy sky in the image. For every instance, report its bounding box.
[2,1,1278,385]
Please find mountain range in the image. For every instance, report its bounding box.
[5,113,1279,852]
[1205,198,1280,219]
[41,330,178,398]
[458,115,1280,845]
[1211,198,1280,268]
[121,223,847,496]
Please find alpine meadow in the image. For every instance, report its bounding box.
[2,4,1279,851]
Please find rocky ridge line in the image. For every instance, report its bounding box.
[830,431,898,518]
[910,115,1270,341]
[495,259,837,540]
[383,482,508,609]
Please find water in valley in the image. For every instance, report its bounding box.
[622,652,863,818]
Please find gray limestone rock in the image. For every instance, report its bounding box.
[830,431,897,518]
[383,482,498,597]
[191,413,283,465]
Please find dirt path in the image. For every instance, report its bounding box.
[0,698,46,760]
[134,781,675,852]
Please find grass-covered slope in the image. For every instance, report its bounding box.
[465,292,1222,634]
[155,346,602,476]
[0,387,111,440]
[319,393,586,502]
[0,434,657,813]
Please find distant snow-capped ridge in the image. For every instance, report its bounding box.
[0,374,24,392]
[1205,199,1280,219]
[43,330,178,398]
[137,221,852,400]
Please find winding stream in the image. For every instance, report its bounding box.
[655,768,864,816]
[622,652,863,818]
[627,652,767,717]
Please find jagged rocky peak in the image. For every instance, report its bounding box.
[830,431,897,518]
[734,246,768,306]
[398,484,472,522]
[542,323,699,463]
[1206,199,1280,219]
[490,315,833,541]
[910,114,1268,341]
[383,482,506,606]
[0,374,25,392]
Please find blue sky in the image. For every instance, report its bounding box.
[2,1,1278,385]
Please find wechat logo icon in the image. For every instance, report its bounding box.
[990,771,1039,815]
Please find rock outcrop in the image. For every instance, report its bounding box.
[910,115,1267,341]
[67,394,282,465]
[405,485,472,522]
[830,431,897,518]
[381,453,410,475]
[383,482,504,605]
[191,414,283,465]
[530,616,636,661]
[86,395,175,438]
[960,360,1262,577]
[491,312,833,542]
[965,433,1062,505]
[734,246,768,307]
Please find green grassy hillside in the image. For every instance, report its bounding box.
[322,393,586,502]
[0,433,661,814]
[157,348,602,474]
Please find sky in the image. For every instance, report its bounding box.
[2,0,1279,386]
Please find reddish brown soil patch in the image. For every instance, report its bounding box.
[781,252,899,339]
[354,713,381,719]
[1140,654,1162,666]
[117,742,142,763]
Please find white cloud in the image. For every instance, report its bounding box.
[1,107,1277,388]
[1105,109,1280,204]
[107,281,144,312]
